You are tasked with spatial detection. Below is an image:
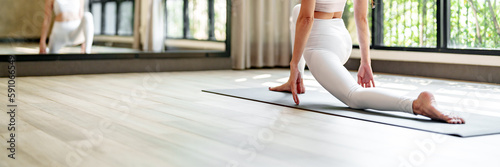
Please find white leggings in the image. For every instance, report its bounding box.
[292,5,414,114]
[48,12,94,54]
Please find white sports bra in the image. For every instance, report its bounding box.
[315,0,347,13]
[53,0,80,15]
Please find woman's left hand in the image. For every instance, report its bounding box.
[39,43,47,54]
[357,62,375,88]
[269,65,304,105]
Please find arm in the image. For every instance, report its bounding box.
[269,1,315,104]
[289,0,316,104]
[354,0,370,65]
[80,0,85,18]
[39,0,53,54]
[290,0,315,67]
[354,0,375,87]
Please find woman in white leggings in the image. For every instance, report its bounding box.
[270,0,464,124]
[40,0,94,54]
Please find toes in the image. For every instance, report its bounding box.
[443,115,454,124]
[454,117,465,124]
[439,114,456,124]
[446,118,457,124]
[448,114,466,124]
[445,117,465,124]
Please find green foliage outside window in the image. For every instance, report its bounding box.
[450,0,500,49]
[166,0,226,41]
[343,0,500,50]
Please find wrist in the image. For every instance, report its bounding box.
[360,59,371,65]
[290,58,301,66]
[290,60,299,67]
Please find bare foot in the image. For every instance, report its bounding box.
[269,81,305,94]
[413,91,465,124]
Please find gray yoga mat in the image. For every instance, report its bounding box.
[203,87,500,137]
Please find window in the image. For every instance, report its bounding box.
[89,0,134,36]
[380,0,437,47]
[166,0,184,38]
[449,0,500,50]
[165,0,226,41]
[343,0,500,54]
[88,0,227,40]
[213,0,227,40]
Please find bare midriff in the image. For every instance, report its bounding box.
[314,11,343,19]
[54,12,81,22]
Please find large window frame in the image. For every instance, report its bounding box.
[164,0,224,42]
[368,0,499,56]
[88,0,225,41]
[89,0,135,36]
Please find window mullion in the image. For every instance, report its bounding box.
[437,0,449,49]
[208,0,215,41]
[373,0,384,47]
[183,0,189,39]
[116,0,121,35]
[101,0,106,35]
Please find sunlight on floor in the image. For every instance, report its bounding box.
[252,74,272,79]
[234,78,247,82]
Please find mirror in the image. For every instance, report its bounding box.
[0,0,228,55]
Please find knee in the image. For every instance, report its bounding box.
[343,88,365,109]
[345,99,363,109]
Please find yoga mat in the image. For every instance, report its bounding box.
[203,87,500,137]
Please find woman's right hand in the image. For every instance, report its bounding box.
[269,65,304,105]
[39,43,47,54]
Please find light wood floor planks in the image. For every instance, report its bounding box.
[1,69,500,167]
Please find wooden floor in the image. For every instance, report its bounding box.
[1,69,500,167]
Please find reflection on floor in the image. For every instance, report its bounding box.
[0,69,499,167]
[0,43,139,54]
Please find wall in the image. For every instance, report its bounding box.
[345,49,500,84]
[0,57,232,76]
[0,0,46,39]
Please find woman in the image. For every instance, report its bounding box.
[269,0,465,124]
[40,0,94,54]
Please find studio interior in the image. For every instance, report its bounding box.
[1,0,499,166]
